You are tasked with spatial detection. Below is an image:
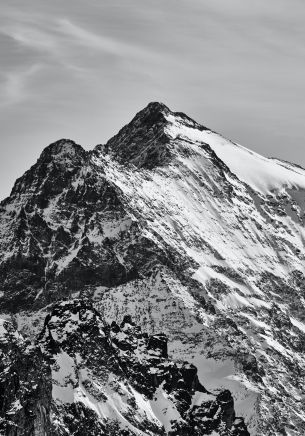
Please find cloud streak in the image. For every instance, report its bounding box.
[0,9,151,64]
[0,64,42,107]
[0,0,305,201]
[56,18,148,58]
[0,6,157,108]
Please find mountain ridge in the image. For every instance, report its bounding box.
[0,102,305,435]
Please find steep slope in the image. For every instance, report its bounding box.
[0,318,52,435]
[0,102,304,435]
[0,138,156,312]
[92,103,305,435]
[39,299,249,435]
[0,300,249,435]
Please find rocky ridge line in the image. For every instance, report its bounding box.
[1,299,249,435]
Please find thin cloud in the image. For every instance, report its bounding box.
[1,12,150,60]
[1,25,57,53]
[57,19,123,54]
[0,0,305,203]
[0,64,42,107]
[56,18,152,59]
[0,10,155,103]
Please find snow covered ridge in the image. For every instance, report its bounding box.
[0,102,304,435]
[163,110,305,194]
[101,101,305,194]
[1,299,249,435]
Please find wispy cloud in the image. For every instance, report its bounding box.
[0,64,42,107]
[56,18,149,58]
[1,24,57,53]
[0,10,148,62]
[0,0,305,204]
[0,7,153,108]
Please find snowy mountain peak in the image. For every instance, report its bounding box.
[142,101,170,114]
[162,108,305,194]
[1,103,305,434]
[8,139,87,202]
[94,102,170,169]
[38,138,86,162]
[140,101,206,131]
[95,102,209,169]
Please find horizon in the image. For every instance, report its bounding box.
[1,0,305,200]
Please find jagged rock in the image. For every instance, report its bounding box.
[0,319,52,435]
[40,299,249,435]
[0,102,305,434]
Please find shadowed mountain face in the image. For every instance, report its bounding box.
[0,299,249,436]
[0,103,305,435]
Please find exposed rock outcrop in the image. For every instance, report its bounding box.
[41,299,249,435]
[0,319,52,435]
[0,102,305,434]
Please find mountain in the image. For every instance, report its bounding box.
[1,299,249,435]
[0,102,305,435]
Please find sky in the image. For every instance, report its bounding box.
[0,0,305,200]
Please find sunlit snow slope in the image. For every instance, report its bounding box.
[94,103,305,435]
[165,112,305,194]
[0,102,304,435]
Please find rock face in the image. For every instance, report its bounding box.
[1,299,249,435]
[0,319,52,435]
[0,102,305,434]
[1,300,249,435]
